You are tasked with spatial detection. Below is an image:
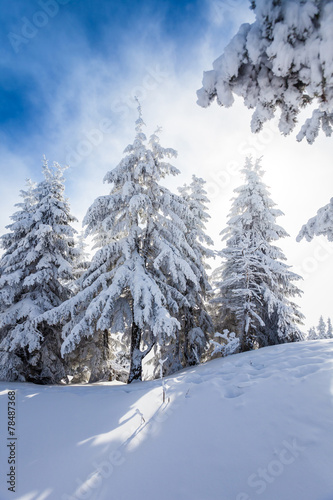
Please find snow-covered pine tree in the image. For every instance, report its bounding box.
[212,157,304,351]
[0,160,77,383]
[176,175,215,366]
[0,179,37,380]
[307,316,333,340]
[317,315,327,338]
[307,326,318,340]
[197,0,333,144]
[41,106,202,383]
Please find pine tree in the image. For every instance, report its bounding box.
[327,317,333,339]
[307,326,318,340]
[317,315,327,339]
[41,106,203,383]
[0,160,77,383]
[197,0,333,143]
[0,179,37,381]
[176,175,215,366]
[212,157,304,351]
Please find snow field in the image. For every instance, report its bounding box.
[1,339,333,500]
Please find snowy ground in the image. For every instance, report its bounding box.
[1,339,333,500]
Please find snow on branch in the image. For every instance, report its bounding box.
[197,0,333,143]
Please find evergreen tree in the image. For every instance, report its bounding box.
[0,161,77,383]
[212,157,304,351]
[41,107,203,383]
[317,315,327,338]
[176,175,215,366]
[307,326,318,340]
[0,179,37,380]
[307,316,333,340]
[197,0,333,143]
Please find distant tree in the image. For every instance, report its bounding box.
[307,326,318,340]
[212,157,304,351]
[41,107,204,383]
[317,315,327,338]
[0,161,77,383]
[307,316,333,340]
[197,0,333,144]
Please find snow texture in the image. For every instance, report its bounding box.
[1,340,332,500]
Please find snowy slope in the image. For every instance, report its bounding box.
[1,340,333,500]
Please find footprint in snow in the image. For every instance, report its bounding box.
[184,374,202,384]
[223,386,245,399]
[250,362,265,370]
[293,364,321,378]
[220,373,236,381]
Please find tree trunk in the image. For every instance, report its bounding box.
[185,307,199,366]
[241,325,256,352]
[128,322,142,383]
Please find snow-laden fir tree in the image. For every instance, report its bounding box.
[151,175,214,375]
[0,161,77,382]
[175,175,215,366]
[317,315,327,339]
[0,179,37,380]
[41,106,205,383]
[212,157,304,351]
[307,326,318,340]
[307,316,333,339]
[197,0,333,143]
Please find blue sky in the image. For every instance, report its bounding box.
[0,0,251,206]
[1,0,333,330]
[0,0,230,155]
